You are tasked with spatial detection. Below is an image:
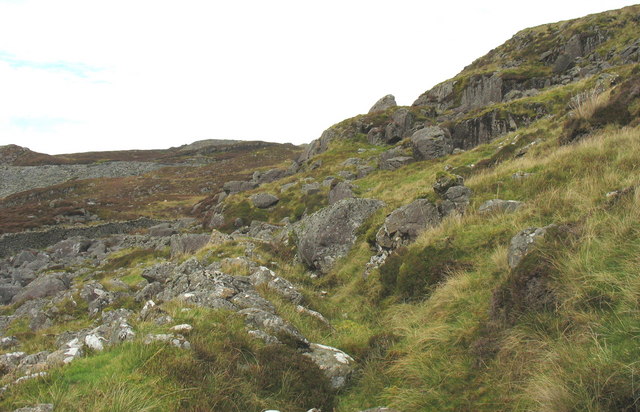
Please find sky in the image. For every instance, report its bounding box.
[0,1,638,155]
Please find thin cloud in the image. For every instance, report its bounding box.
[0,51,102,78]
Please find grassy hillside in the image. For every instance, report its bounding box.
[1,5,640,412]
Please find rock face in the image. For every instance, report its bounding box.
[368,94,397,113]
[376,199,442,250]
[303,343,355,390]
[251,193,280,209]
[297,198,384,273]
[478,199,523,214]
[411,126,453,160]
[507,226,552,269]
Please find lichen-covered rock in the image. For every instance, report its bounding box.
[478,199,524,215]
[296,198,384,273]
[376,199,442,250]
[251,193,280,209]
[303,343,355,390]
[411,126,453,160]
[368,94,397,113]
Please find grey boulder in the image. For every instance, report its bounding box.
[296,198,384,273]
[251,193,280,209]
[411,126,453,160]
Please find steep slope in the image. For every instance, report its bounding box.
[1,5,640,412]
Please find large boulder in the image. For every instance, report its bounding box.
[368,94,397,113]
[411,126,453,160]
[251,193,279,209]
[297,198,384,273]
[11,274,69,304]
[303,343,355,390]
[376,199,442,250]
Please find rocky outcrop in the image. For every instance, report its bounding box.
[553,31,608,73]
[376,199,442,250]
[296,198,384,273]
[368,94,397,113]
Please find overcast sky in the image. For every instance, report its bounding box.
[0,0,637,155]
